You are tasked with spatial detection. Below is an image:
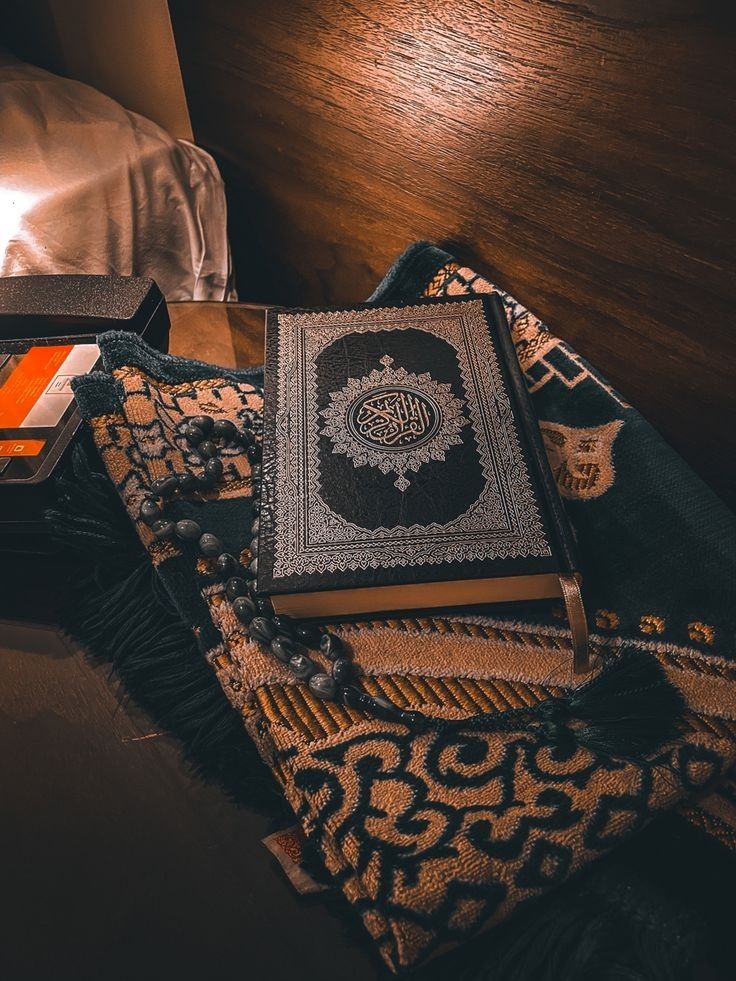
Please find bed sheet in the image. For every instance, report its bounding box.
[0,52,234,301]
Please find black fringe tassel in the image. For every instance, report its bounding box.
[544,646,686,759]
[46,440,286,814]
[436,646,685,762]
[437,854,707,981]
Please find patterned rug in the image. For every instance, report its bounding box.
[50,243,736,978]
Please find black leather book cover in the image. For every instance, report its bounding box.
[258,295,577,598]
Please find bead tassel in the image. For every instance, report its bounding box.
[141,410,413,726]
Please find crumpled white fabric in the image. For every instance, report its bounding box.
[0,53,235,301]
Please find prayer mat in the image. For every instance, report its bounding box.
[50,242,736,978]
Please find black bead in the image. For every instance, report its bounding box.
[249,537,259,556]
[272,615,296,638]
[340,685,368,710]
[232,596,256,624]
[240,427,255,447]
[150,518,175,540]
[319,633,343,660]
[177,472,198,494]
[250,464,262,482]
[205,457,224,481]
[251,500,261,516]
[370,695,403,720]
[248,616,276,645]
[251,518,260,537]
[289,653,315,680]
[197,471,216,490]
[140,498,162,524]
[255,596,272,617]
[151,475,179,498]
[270,636,296,663]
[190,415,214,434]
[340,687,399,721]
[175,519,202,541]
[213,419,237,441]
[226,577,248,601]
[342,689,402,722]
[309,673,337,701]
[249,557,259,579]
[398,709,429,732]
[184,424,204,445]
[295,623,323,650]
[216,553,239,577]
[198,440,217,459]
[331,657,352,684]
[199,533,224,557]
[246,443,261,463]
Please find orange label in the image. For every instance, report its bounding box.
[0,439,46,457]
[0,346,72,428]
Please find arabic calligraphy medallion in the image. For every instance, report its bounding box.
[321,355,468,491]
[347,386,441,450]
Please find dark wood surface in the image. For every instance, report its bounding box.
[170,0,736,508]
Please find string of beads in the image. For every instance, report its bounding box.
[138,405,425,730]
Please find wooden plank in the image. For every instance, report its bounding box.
[170,0,736,506]
[169,301,267,367]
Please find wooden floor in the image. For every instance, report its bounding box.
[170,0,736,508]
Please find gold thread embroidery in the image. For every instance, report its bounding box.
[320,356,468,492]
[595,609,620,630]
[540,420,623,500]
[113,364,262,397]
[424,263,461,296]
[254,673,558,738]
[640,615,666,636]
[689,621,716,645]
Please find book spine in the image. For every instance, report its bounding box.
[483,294,578,574]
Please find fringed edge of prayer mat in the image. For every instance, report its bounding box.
[46,437,289,815]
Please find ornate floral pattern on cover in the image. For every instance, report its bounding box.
[61,243,736,973]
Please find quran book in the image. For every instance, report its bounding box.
[259,296,585,659]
